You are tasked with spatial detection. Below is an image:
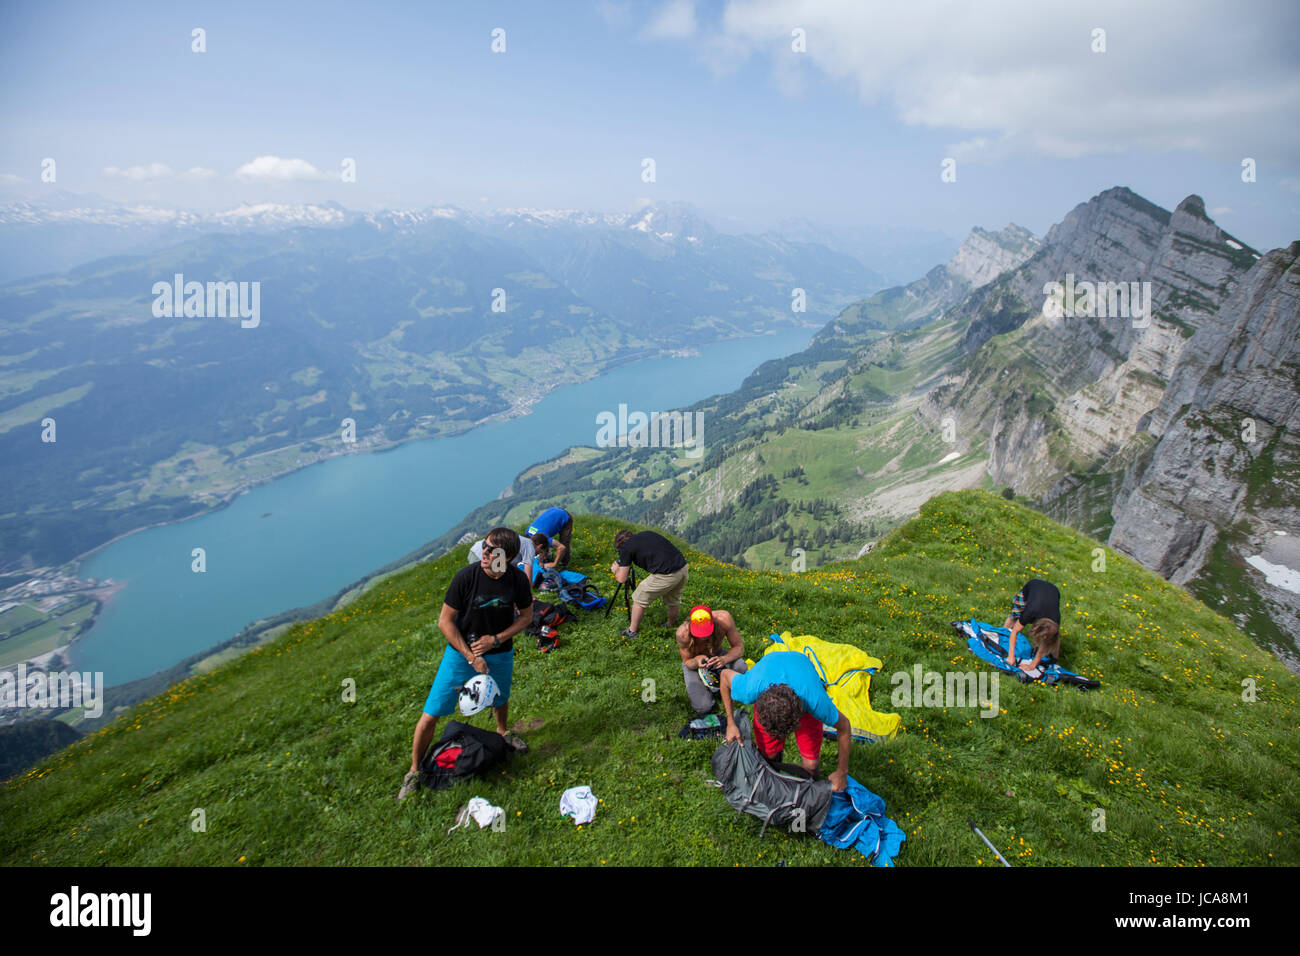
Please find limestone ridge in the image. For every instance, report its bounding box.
[916,188,1296,661]
[1108,242,1300,665]
[926,187,1261,497]
[813,223,1040,340]
[947,224,1040,289]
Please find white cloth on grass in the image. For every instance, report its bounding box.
[447,797,503,833]
[560,786,598,825]
[468,797,503,828]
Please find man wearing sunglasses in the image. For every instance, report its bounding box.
[399,527,533,800]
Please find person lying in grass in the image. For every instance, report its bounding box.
[675,604,747,715]
[1003,578,1062,674]
[399,526,533,800]
[720,652,851,791]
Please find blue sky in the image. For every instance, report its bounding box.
[2,0,1297,249]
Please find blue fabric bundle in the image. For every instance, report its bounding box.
[817,776,906,866]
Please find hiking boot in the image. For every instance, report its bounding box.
[502,732,529,754]
[619,627,639,640]
[397,770,421,801]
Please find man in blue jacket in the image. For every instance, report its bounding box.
[527,506,573,571]
[720,651,850,791]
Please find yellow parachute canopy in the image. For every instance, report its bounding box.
[761,632,901,742]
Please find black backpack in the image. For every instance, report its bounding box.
[710,712,834,837]
[525,601,571,635]
[418,720,513,791]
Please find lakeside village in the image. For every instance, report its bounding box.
[0,566,116,723]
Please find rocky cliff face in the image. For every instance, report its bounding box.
[947,224,1040,289]
[1108,242,1300,666]
[929,188,1260,499]
[815,223,1040,340]
[911,188,1299,664]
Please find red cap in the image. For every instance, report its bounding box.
[689,605,714,638]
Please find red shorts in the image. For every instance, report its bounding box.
[752,709,824,762]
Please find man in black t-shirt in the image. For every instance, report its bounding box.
[610,529,689,640]
[399,527,533,800]
[1003,578,1062,672]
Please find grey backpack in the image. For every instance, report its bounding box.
[711,712,833,837]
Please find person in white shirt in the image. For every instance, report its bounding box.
[469,535,536,580]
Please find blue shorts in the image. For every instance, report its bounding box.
[422,646,514,717]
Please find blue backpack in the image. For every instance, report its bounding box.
[539,568,607,613]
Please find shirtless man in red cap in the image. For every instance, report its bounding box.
[674,604,747,715]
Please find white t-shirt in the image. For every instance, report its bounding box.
[468,536,536,576]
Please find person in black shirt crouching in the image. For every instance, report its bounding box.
[1003,578,1062,673]
[610,529,689,640]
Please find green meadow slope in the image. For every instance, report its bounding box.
[2,491,1296,866]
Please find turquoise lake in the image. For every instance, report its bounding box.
[74,328,812,685]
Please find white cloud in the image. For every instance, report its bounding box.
[234,156,329,182]
[644,0,698,39]
[101,163,215,182]
[1209,206,1233,217]
[595,0,634,30]
[698,0,1300,163]
[1281,178,1300,194]
[0,172,24,184]
[103,162,175,181]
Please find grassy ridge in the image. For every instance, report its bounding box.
[2,491,1296,866]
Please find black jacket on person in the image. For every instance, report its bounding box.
[616,531,687,575]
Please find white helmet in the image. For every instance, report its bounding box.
[458,674,500,716]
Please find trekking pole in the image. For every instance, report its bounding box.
[967,818,1011,867]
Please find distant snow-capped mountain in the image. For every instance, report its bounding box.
[206,200,353,228]
[0,194,891,305]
